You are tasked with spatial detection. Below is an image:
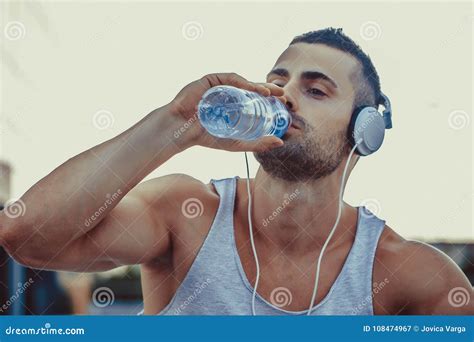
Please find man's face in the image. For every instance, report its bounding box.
[255,42,359,182]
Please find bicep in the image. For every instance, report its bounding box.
[50,182,172,272]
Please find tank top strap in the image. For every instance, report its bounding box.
[324,206,386,315]
[209,177,238,235]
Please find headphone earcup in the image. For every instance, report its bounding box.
[349,107,386,156]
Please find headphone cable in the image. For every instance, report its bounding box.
[244,140,360,316]
[244,152,260,316]
[306,142,359,314]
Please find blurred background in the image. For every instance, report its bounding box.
[0,0,472,315]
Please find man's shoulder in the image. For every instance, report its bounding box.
[374,225,473,314]
[136,173,219,202]
[135,173,221,229]
[376,226,433,264]
[375,225,460,280]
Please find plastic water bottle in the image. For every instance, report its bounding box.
[197,85,292,140]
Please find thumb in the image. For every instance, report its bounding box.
[234,135,284,152]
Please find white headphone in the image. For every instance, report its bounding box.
[348,93,393,156]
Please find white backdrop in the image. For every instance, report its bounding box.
[1,1,472,241]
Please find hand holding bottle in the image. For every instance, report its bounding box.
[169,73,286,152]
[198,85,292,141]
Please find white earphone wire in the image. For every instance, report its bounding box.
[244,152,260,316]
[306,142,359,314]
[244,140,361,316]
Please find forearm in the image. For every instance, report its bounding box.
[0,72,282,264]
[1,104,187,253]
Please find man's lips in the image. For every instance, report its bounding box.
[283,123,300,138]
[289,121,302,130]
[287,114,303,130]
[283,115,303,137]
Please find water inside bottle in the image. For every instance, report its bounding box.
[198,86,290,140]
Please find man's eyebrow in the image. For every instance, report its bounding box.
[267,68,338,89]
[266,68,289,79]
[301,70,338,88]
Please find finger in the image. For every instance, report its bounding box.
[232,136,284,153]
[217,73,258,93]
[257,83,285,97]
[256,136,284,149]
[276,95,287,105]
[252,83,271,97]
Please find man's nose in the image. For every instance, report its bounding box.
[282,83,298,113]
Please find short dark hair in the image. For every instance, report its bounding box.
[290,28,381,110]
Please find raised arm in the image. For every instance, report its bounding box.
[0,73,284,272]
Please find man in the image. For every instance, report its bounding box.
[1,28,472,315]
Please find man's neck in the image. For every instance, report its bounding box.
[248,161,357,255]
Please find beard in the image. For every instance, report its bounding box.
[254,116,350,182]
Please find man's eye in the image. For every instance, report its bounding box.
[273,83,285,88]
[308,88,326,96]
